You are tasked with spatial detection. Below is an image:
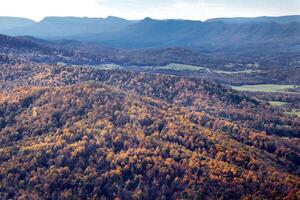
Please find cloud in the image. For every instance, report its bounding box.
[1,0,299,21]
[0,0,110,21]
[95,0,224,20]
[96,0,300,20]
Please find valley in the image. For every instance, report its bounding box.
[232,84,300,120]
[0,14,299,199]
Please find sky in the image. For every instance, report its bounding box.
[0,0,299,21]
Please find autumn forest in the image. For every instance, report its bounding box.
[0,13,299,200]
[0,63,298,199]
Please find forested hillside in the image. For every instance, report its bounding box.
[0,64,299,199]
[1,33,300,87]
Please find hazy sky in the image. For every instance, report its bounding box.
[1,0,299,21]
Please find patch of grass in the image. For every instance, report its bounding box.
[232,84,299,93]
[295,111,300,117]
[285,110,300,118]
[269,101,287,106]
[95,64,124,70]
[224,63,235,68]
[215,69,261,74]
[155,63,208,71]
[246,63,260,67]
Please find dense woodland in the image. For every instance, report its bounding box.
[1,34,300,86]
[0,63,299,199]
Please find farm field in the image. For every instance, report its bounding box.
[214,69,261,74]
[139,63,261,75]
[152,63,208,71]
[232,84,299,93]
[285,110,300,118]
[94,63,124,70]
[268,101,288,106]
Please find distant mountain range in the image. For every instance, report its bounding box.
[206,15,300,24]
[0,15,299,50]
[75,17,300,49]
[0,17,36,30]
[0,16,135,38]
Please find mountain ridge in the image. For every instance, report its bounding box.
[0,17,36,31]
[206,15,300,24]
[0,16,136,38]
[71,18,300,49]
[0,15,299,50]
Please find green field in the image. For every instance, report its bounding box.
[94,64,124,70]
[154,63,208,71]
[153,63,259,74]
[269,101,288,106]
[232,84,298,93]
[285,110,300,118]
[214,69,261,74]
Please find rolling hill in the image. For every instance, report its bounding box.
[0,63,299,199]
[1,33,299,87]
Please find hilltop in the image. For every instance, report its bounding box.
[0,63,299,199]
[0,17,36,30]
